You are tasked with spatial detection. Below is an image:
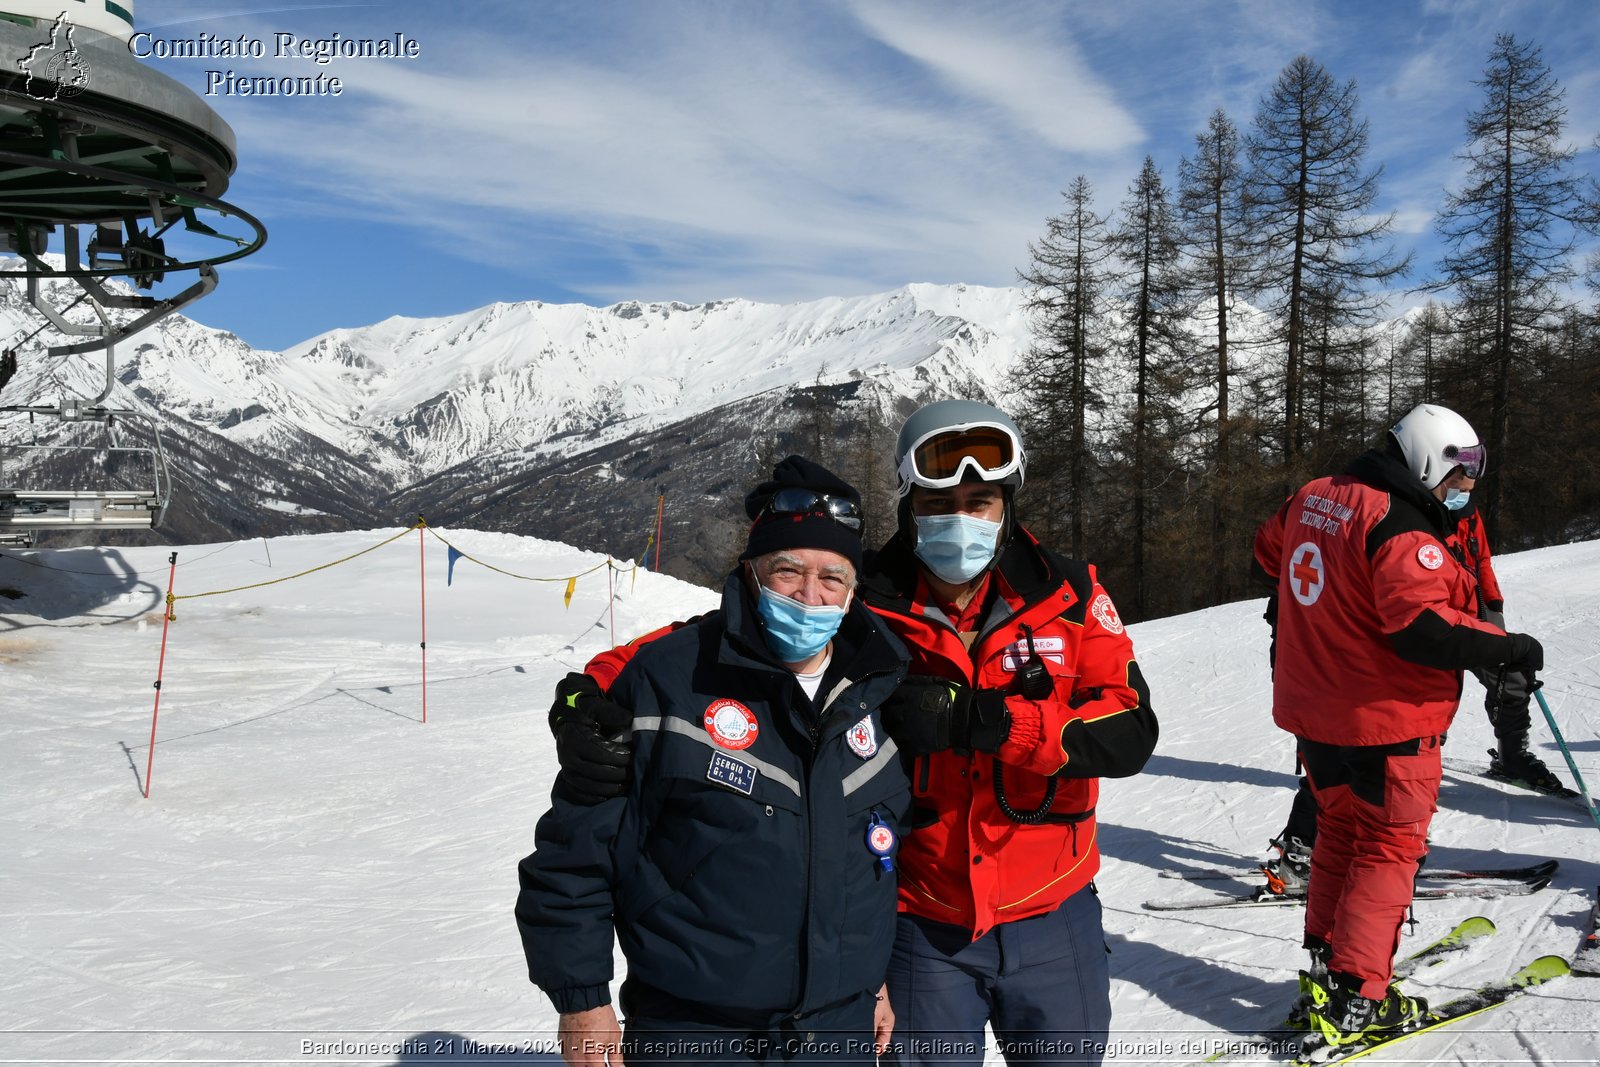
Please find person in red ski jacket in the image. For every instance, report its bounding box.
[1451,500,1563,789]
[1259,458,1563,901]
[547,399,1159,1067]
[1255,403,1543,1049]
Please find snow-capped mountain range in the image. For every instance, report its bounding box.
[1,272,1063,578]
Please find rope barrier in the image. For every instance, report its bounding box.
[169,522,423,603]
[129,512,665,796]
[5,518,657,603]
[422,522,622,583]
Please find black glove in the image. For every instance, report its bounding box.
[1498,664,1538,707]
[879,675,1011,756]
[548,672,634,804]
[1505,633,1544,673]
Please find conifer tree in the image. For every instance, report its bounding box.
[1108,156,1194,617]
[1177,109,1256,601]
[1245,55,1407,470]
[1017,177,1113,556]
[1433,34,1597,535]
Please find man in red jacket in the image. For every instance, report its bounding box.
[1255,403,1543,1050]
[550,400,1159,1066]
[1259,457,1564,900]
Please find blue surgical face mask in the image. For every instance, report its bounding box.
[914,513,1002,585]
[756,584,848,663]
[1443,488,1470,511]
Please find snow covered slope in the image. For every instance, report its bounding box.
[2,531,1596,1064]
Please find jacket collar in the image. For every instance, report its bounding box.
[1345,448,1451,536]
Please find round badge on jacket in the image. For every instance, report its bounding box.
[1417,543,1445,570]
[847,716,879,759]
[704,699,759,750]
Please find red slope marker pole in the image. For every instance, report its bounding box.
[144,552,178,798]
[653,493,664,572]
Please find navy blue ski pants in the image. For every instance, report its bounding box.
[621,986,877,1065]
[883,888,1111,1066]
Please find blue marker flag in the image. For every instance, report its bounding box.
[446,545,464,586]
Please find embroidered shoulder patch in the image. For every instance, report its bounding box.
[1090,593,1125,634]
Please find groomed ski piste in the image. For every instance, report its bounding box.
[2,529,1597,1065]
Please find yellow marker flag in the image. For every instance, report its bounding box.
[564,576,576,608]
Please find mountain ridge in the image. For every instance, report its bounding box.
[1,273,1038,580]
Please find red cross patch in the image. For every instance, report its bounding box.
[1289,542,1325,606]
[1417,543,1444,570]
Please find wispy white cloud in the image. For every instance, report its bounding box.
[134,0,1600,345]
[184,2,1109,302]
[843,1,1143,154]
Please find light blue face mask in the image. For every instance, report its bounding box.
[756,585,848,662]
[1443,488,1470,511]
[914,513,1002,585]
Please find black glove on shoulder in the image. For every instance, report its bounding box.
[878,674,1011,756]
[548,672,634,804]
[1505,632,1544,673]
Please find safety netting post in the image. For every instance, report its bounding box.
[143,551,178,798]
[418,518,428,724]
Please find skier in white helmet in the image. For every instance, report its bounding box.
[1254,402,1544,1050]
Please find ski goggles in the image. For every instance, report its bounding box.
[1443,443,1486,479]
[898,424,1023,490]
[758,488,864,531]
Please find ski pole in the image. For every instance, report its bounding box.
[1534,685,1600,834]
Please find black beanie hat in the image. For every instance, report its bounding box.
[739,455,864,571]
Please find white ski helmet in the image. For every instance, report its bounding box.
[894,399,1026,498]
[1388,403,1485,490]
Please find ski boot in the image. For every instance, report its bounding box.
[1489,737,1565,793]
[1261,834,1312,898]
[1307,971,1429,1050]
[1284,937,1331,1030]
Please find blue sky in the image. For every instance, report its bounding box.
[125,0,1600,351]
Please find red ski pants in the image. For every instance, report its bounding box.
[1298,734,1442,999]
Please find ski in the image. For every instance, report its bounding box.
[1574,885,1600,978]
[1393,914,1495,978]
[1442,755,1588,805]
[1143,876,1550,912]
[1292,954,1570,1065]
[1197,918,1495,1064]
[1162,858,1558,884]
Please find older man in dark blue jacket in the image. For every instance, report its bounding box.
[516,456,911,1066]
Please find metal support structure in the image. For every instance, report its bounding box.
[0,13,264,543]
